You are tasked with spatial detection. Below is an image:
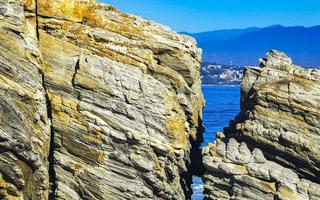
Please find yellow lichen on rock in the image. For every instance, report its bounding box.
[166,115,188,149]
[0,176,20,199]
[0,0,204,199]
[23,0,36,11]
[38,0,95,22]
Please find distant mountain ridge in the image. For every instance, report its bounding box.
[183,25,320,66]
[181,27,260,41]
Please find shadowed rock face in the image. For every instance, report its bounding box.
[0,0,204,199]
[203,50,320,200]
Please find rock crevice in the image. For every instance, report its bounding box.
[46,97,56,200]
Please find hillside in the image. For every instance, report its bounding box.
[185,25,320,66]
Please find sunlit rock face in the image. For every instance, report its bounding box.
[203,50,320,200]
[0,0,204,199]
[236,50,320,179]
[203,138,320,200]
[0,1,50,199]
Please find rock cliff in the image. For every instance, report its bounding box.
[203,50,320,200]
[0,0,204,199]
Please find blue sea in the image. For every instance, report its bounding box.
[191,85,240,200]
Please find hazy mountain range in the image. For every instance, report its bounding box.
[183,25,320,66]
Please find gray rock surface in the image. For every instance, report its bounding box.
[203,138,320,200]
[234,50,320,178]
[0,0,204,199]
[203,51,320,200]
[0,0,50,198]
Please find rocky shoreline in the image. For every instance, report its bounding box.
[203,50,320,200]
[1,1,319,200]
[201,63,243,85]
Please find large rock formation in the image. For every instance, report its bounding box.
[203,50,320,200]
[0,1,50,199]
[203,137,320,200]
[0,0,204,199]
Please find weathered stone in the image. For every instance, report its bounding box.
[308,182,320,200]
[203,156,220,172]
[202,173,232,200]
[218,163,248,175]
[203,52,320,200]
[224,138,251,164]
[297,179,312,197]
[238,142,252,164]
[234,175,276,193]
[246,162,271,180]
[0,0,50,199]
[259,50,293,69]
[233,177,275,200]
[203,137,320,200]
[0,0,204,199]
[234,50,320,178]
[215,140,226,157]
[251,148,266,163]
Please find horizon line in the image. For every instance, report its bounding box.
[182,24,320,34]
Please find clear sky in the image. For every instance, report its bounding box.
[101,0,320,33]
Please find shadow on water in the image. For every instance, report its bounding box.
[191,85,240,200]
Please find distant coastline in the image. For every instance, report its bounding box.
[201,62,243,85]
[202,84,240,86]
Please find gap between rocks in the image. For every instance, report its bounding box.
[35,2,57,198]
[46,94,56,200]
[187,116,205,199]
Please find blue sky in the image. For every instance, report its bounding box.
[101,0,320,33]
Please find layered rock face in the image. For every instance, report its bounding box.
[203,50,320,200]
[0,0,204,199]
[203,137,320,200]
[0,1,50,199]
[237,50,320,179]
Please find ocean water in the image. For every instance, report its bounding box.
[201,85,241,147]
[191,85,240,200]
